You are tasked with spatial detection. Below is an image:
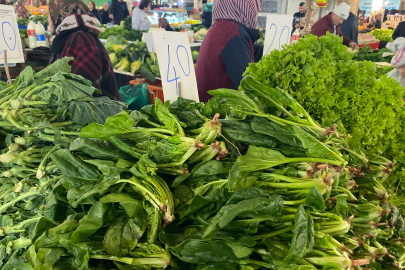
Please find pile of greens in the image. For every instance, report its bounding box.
[105,35,160,80]
[245,33,405,212]
[352,45,393,63]
[17,15,48,27]
[99,17,145,42]
[1,61,405,270]
[371,29,394,42]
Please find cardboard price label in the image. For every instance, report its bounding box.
[0,5,24,65]
[151,31,199,102]
[263,14,294,56]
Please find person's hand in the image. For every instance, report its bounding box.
[398,66,405,77]
[109,14,113,19]
[294,23,299,28]
[349,42,357,50]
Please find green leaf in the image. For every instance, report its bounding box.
[251,117,302,147]
[69,138,128,161]
[155,98,185,136]
[26,245,64,270]
[203,187,283,238]
[35,57,74,80]
[305,187,326,211]
[58,239,89,270]
[170,238,251,264]
[67,97,124,126]
[293,126,344,162]
[103,215,146,257]
[80,111,134,139]
[240,75,305,117]
[284,205,314,263]
[70,201,110,243]
[100,193,143,218]
[207,88,262,114]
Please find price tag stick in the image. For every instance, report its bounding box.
[4,51,11,85]
[178,81,182,98]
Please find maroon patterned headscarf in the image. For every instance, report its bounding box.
[212,0,262,29]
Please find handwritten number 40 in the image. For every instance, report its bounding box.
[167,45,191,96]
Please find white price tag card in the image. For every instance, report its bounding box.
[0,5,24,64]
[143,33,155,53]
[151,31,199,102]
[263,14,293,56]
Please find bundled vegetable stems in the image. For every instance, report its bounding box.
[1,59,405,270]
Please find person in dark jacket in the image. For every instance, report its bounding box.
[109,0,129,25]
[374,13,382,29]
[293,2,306,30]
[311,2,356,49]
[360,21,376,33]
[48,0,118,99]
[196,0,262,102]
[100,2,111,24]
[201,2,213,28]
[88,1,102,23]
[341,12,358,44]
[393,21,405,40]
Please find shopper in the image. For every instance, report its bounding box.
[100,2,111,24]
[48,0,118,99]
[374,13,382,29]
[158,17,173,31]
[360,22,376,33]
[393,21,405,40]
[293,2,306,30]
[16,0,29,19]
[341,11,358,44]
[201,1,212,28]
[132,0,151,31]
[195,0,262,102]
[311,2,356,49]
[109,0,129,25]
[88,0,102,23]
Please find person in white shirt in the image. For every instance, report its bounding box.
[132,0,151,31]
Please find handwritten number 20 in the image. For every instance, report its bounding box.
[167,45,191,95]
[265,23,290,55]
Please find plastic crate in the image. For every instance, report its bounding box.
[358,42,380,50]
[129,80,164,104]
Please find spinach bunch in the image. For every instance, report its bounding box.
[245,33,405,210]
[1,61,405,270]
[352,45,393,63]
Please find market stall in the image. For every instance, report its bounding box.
[4,0,405,269]
[2,30,405,269]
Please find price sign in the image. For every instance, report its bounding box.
[151,31,199,102]
[143,33,155,53]
[0,5,24,64]
[263,14,293,56]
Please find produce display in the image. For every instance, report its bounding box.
[246,33,405,214]
[99,17,145,42]
[371,29,394,42]
[1,36,405,269]
[105,35,160,80]
[17,15,48,27]
[352,45,393,63]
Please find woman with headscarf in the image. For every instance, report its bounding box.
[48,0,118,99]
[195,0,262,102]
[16,0,29,19]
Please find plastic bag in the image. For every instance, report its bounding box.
[119,83,150,110]
[386,37,405,67]
[387,68,405,87]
